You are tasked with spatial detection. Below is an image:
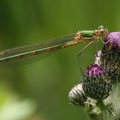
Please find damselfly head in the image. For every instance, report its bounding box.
[98,25,108,37]
[98,25,105,30]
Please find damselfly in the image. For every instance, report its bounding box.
[0,26,108,67]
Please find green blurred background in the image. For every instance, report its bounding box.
[0,0,119,120]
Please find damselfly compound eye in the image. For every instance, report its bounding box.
[82,64,112,101]
[98,25,105,30]
[68,84,87,106]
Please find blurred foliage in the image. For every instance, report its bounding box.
[0,0,120,120]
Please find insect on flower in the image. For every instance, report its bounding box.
[0,26,108,66]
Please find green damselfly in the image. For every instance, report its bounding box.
[0,26,108,65]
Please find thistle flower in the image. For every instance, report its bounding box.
[103,32,120,52]
[68,83,87,106]
[82,64,112,101]
[99,32,120,83]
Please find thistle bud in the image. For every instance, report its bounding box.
[68,84,87,106]
[82,64,112,101]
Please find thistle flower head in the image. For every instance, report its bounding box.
[82,64,112,100]
[104,32,120,52]
[99,32,120,83]
[86,64,104,76]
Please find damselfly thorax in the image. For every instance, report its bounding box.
[74,25,108,44]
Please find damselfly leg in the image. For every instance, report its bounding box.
[77,41,94,76]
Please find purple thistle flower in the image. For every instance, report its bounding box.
[98,32,120,83]
[86,64,104,76]
[82,64,112,100]
[103,32,120,52]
